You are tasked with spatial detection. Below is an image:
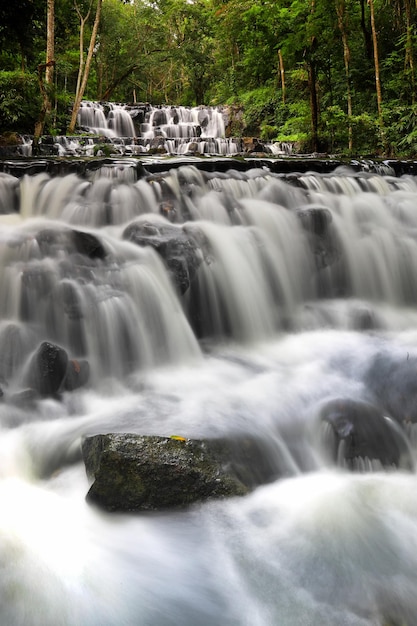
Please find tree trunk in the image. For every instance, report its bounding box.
[100,65,140,101]
[336,0,353,151]
[360,0,373,59]
[278,49,286,105]
[404,0,415,102]
[73,1,92,109]
[308,59,319,152]
[33,0,55,149]
[68,0,103,134]
[33,61,55,153]
[46,0,55,89]
[368,0,384,139]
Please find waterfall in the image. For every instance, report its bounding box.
[27,100,291,157]
[1,157,417,625]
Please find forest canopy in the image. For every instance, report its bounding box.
[1,0,417,155]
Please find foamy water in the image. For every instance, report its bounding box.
[0,163,417,624]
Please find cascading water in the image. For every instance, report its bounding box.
[2,157,417,625]
[28,101,291,157]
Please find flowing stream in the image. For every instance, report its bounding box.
[1,156,417,625]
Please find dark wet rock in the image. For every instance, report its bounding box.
[0,323,30,381]
[350,305,379,331]
[0,172,20,213]
[34,227,106,260]
[20,268,56,321]
[24,341,89,396]
[197,109,209,128]
[150,109,167,126]
[365,352,417,425]
[297,206,332,238]
[185,142,200,155]
[207,436,283,487]
[122,220,202,294]
[10,387,41,408]
[167,107,178,124]
[58,281,84,320]
[72,230,106,259]
[296,205,340,269]
[318,398,413,470]
[82,434,249,511]
[26,341,69,396]
[250,141,267,154]
[63,359,90,391]
[3,157,417,181]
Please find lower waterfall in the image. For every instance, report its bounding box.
[0,160,417,625]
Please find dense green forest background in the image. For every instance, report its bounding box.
[1,0,417,155]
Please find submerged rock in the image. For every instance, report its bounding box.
[296,205,339,270]
[63,358,90,391]
[122,220,202,294]
[82,434,250,511]
[35,227,106,260]
[365,352,417,425]
[318,398,413,471]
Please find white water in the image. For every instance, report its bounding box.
[38,101,286,156]
[73,102,236,155]
[1,164,417,624]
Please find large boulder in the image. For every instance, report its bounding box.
[122,221,202,294]
[317,398,413,471]
[82,434,250,511]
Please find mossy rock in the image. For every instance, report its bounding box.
[93,143,119,157]
[0,132,23,146]
[82,434,249,512]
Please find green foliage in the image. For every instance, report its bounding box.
[260,124,278,141]
[350,113,380,154]
[0,72,41,134]
[320,105,348,152]
[238,86,281,135]
[275,101,310,147]
[49,90,73,135]
[384,105,417,156]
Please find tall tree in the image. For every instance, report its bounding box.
[368,0,384,134]
[73,0,93,105]
[68,0,103,133]
[46,0,55,88]
[278,49,286,104]
[33,0,55,150]
[336,0,353,150]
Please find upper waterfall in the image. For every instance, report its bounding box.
[18,101,292,158]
